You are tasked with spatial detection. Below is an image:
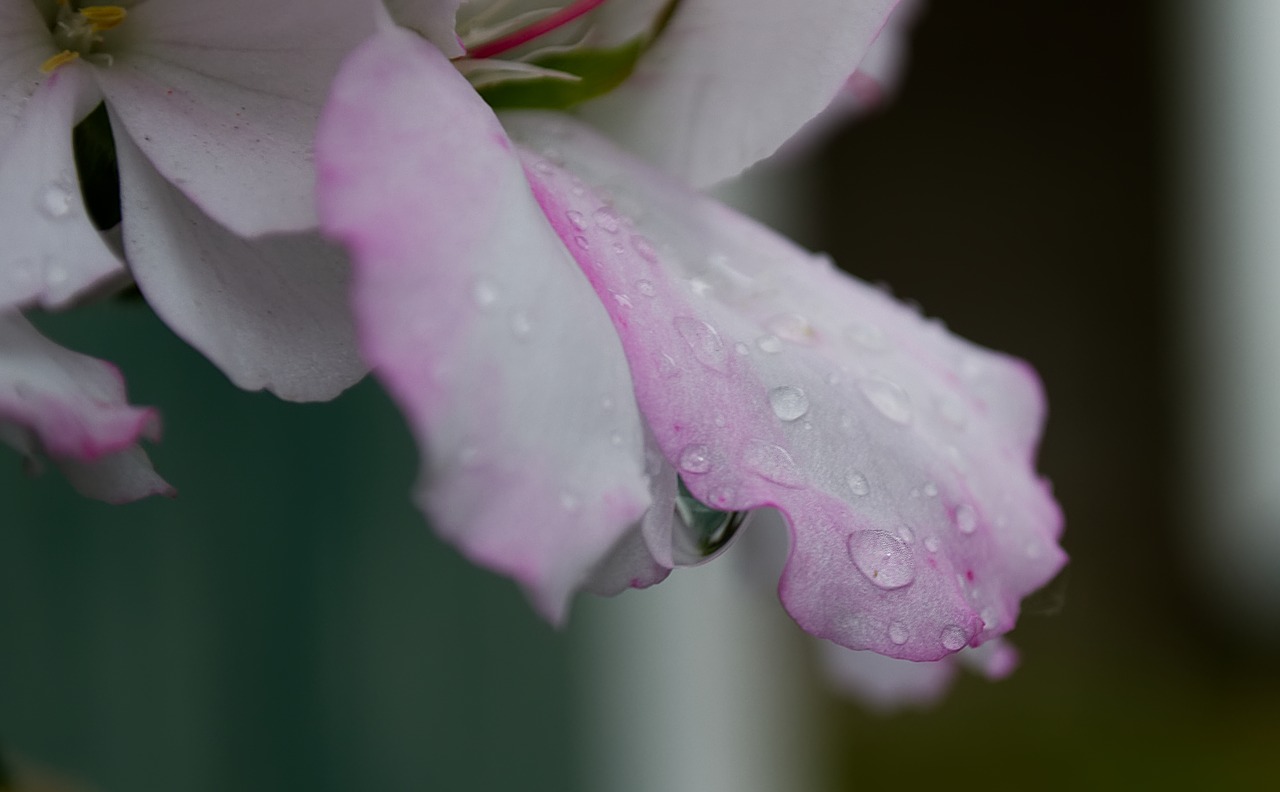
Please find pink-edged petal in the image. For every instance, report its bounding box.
[385,0,466,57]
[0,311,172,502]
[93,0,380,236]
[0,63,125,311]
[577,0,900,187]
[505,112,1066,660]
[820,642,958,712]
[111,121,365,403]
[315,27,656,620]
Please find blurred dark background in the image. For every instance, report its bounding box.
[3,2,1278,790]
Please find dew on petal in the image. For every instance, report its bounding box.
[860,376,913,425]
[674,316,730,373]
[847,472,870,497]
[672,477,750,564]
[632,234,658,262]
[923,482,938,497]
[756,334,782,354]
[678,443,712,474]
[566,209,587,230]
[954,503,978,535]
[941,625,971,651]
[768,385,809,422]
[766,313,816,345]
[689,277,712,297]
[573,234,590,250]
[888,621,910,646]
[592,206,621,233]
[924,536,941,553]
[39,182,74,219]
[734,342,750,356]
[744,441,804,487]
[636,279,656,297]
[847,530,917,590]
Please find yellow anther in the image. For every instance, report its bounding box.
[78,6,127,32]
[39,50,81,73]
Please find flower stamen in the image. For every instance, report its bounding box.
[39,49,80,74]
[466,0,607,60]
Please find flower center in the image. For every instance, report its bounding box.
[41,0,128,73]
[463,0,607,60]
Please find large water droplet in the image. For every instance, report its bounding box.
[744,441,804,487]
[954,503,978,534]
[671,476,751,565]
[768,385,809,421]
[678,443,712,474]
[674,316,730,373]
[39,182,74,219]
[847,472,870,496]
[941,625,970,651]
[860,376,912,424]
[847,530,917,590]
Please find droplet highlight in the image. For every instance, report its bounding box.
[941,625,970,651]
[860,376,912,425]
[744,441,804,488]
[847,472,870,497]
[674,317,730,373]
[678,443,712,474]
[768,385,809,422]
[847,530,917,590]
[954,503,978,535]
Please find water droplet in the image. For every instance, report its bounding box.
[632,234,657,262]
[472,279,497,308]
[734,342,750,356]
[611,291,633,309]
[860,376,912,425]
[888,622,910,645]
[39,182,74,219]
[756,334,782,354]
[981,607,998,630]
[672,477,751,564]
[954,503,978,534]
[744,441,804,487]
[636,279,656,297]
[847,472,870,496]
[844,322,888,351]
[766,314,816,345]
[566,209,587,230]
[659,353,681,379]
[610,241,626,255]
[509,310,533,339]
[678,443,712,474]
[592,206,621,233]
[674,317,730,373]
[533,159,553,174]
[924,536,940,553]
[573,234,590,250]
[922,482,938,498]
[689,277,711,297]
[847,530,917,590]
[941,625,970,651]
[768,385,809,422]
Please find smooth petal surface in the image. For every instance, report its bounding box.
[0,64,124,311]
[95,0,380,236]
[577,0,900,187]
[0,312,171,502]
[506,112,1066,660]
[315,28,656,620]
[385,0,466,56]
[112,123,365,403]
[0,0,56,143]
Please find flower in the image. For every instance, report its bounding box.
[0,310,170,502]
[314,10,1066,662]
[0,0,375,401]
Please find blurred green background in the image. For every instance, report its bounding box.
[4,2,1279,790]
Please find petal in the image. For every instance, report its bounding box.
[0,63,125,311]
[111,121,366,403]
[0,311,172,502]
[315,27,655,620]
[94,0,381,236]
[385,0,466,57]
[819,642,958,712]
[577,0,900,187]
[504,112,1067,660]
[0,0,57,143]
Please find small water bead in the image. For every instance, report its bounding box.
[674,316,730,373]
[573,234,590,250]
[632,234,658,262]
[756,334,782,354]
[565,210,587,230]
[766,313,816,345]
[768,385,809,422]
[888,622,910,646]
[847,472,870,497]
[659,353,681,379]
[923,482,938,497]
[744,441,804,487]
[734,342,750,356]
[678,443,712,474]
[924,536,940,553]
[941,625,970,652]
[847,530,917,590]
[954,503,978,535]
[611,241,626,255]
[611,291,633,309]
[981,607,999,630]
[39,183,74,219]
[472,280,498,308]
[688,277,712,297]
[533,159,554,174]
[636,279,656,297]
[592,206,621,233]
[859,376,913,425]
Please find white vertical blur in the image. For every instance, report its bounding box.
[1177,0,1280,637]
[575,168,822,792]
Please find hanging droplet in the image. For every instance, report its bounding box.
[941,625,970,651]
[847,530,917,590]
[678,443,712,474]
[674,316,730,373]
[671,476,752,564]
[768,385,809,422]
